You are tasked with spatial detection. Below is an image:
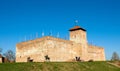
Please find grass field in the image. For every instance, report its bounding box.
[0,62,120,71]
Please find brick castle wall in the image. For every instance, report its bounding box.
[16,36,83,62]
[16,26,105,62]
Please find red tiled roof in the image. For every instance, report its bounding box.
[69,26,86,31]
[70,26,80,30]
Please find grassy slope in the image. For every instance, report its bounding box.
[0,62,120,71]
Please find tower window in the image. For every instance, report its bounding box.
[73,35,76,38]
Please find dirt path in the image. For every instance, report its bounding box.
[107,62,120,68]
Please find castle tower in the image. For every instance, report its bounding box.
[69,26,88,60]
[69,26,87,45]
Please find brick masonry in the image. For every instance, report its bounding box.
[16,26,105,62]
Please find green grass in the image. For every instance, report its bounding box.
[0,62,120,71]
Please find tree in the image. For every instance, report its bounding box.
[111,52,119,61]
[0,48,2,54]
[3,50,15,61]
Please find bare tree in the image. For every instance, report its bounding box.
[0,48,2,54]
[111,52,119,61]
[3,50,15,61]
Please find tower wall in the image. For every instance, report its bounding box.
[69,26,88,61]
[70,30,87,44]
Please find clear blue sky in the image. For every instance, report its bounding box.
[0,0,120,60]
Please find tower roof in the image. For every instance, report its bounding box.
[69,26,86,31]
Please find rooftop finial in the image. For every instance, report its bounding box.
[75,20,79,26]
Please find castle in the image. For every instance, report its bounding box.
[16,25,105,62]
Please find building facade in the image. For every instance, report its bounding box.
[16,26,105,62]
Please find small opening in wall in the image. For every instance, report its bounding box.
[74,35,76,38]
[20,56,21,58]
[27,57,33,62]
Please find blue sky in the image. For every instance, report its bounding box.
[0,0,120,60]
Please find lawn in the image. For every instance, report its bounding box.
[0,62,120,71]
